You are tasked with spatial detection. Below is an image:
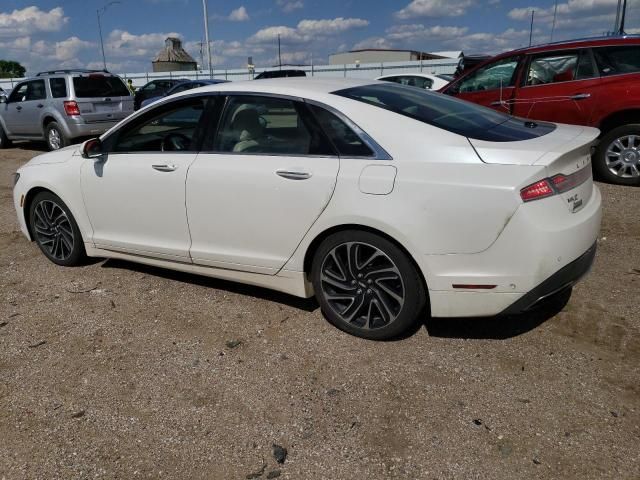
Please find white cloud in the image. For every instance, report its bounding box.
[0,6,68,37]
[353,37,395,51]
[385,24,468,42]
[276,0,304,13]
[106,30,181,58]
[249,17,369,45]
[297,17,369,35]
[228,6,249,22]
[395,0,472,20]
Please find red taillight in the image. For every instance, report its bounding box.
[520,179,554,202]
[63,100,80,116]
[521,166,591,202]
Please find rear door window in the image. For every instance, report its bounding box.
[593,45,640,76]
[26,80,46,101]
[524,50,596,85]
[73,75,130,98]
[49,78,67,98]
[214,95,334,156]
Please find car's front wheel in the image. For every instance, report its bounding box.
[29,191,86,266]
[311,230,426,340]
[594,124,640,186]
[45,122,68,151]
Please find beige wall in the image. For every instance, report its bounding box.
[329,51,415,65]
[152,62,197,72]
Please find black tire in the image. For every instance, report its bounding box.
[29,191,86,266]
[45,122,68,151]
[593,124,640,186]
[0,123,11,149]
[311,230,427,340]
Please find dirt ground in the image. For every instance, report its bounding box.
[1,144,639,480]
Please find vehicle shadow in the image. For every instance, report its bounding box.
[12,141,48,152]
[100,258,569,339]
[422,287,571,340]
[100,258,319,312]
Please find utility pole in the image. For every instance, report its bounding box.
[202,0,213,78]
[550,0,558,42]
[529,10,535,47]
[278,34,282,69]
[97,1,120,70]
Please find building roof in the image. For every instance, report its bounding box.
[430,51,463,59]
[153,37,196,64]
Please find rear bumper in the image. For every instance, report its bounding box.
[500,242,596,315]
[425,184,602,317]
[65,120,122,139]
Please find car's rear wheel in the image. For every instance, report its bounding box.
[45,122,68,151]
[311,230,426,340]
[0,123,11,149]
[594,124,640,186]
[29,191,86,266]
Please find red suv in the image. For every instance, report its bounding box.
[441,36,640,186]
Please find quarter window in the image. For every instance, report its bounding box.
[112,98,207,153]
[593,46,640,76]
[214,95,334,156]
[49,78,67,98]
[308,104,373,157]
[456,56,520,93]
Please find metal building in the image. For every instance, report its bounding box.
[329,49,449,65]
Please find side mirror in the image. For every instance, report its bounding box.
[81,138,104,159]
[0,95,7,104]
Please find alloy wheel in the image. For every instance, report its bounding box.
[320,241,405,330]
[48,128,61,150]
[33,200,75,261]
[605,135,640,179]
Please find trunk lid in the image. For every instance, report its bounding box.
[470,123,600,213]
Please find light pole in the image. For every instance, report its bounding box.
[97,1,120,70]
[202,0,213,79]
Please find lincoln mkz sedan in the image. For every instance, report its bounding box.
[12,78,602,340]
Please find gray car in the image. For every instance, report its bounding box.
[0,69,133,151]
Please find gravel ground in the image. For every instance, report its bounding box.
[1,144,639,480]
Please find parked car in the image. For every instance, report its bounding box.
[441,35,640,185]
[0,69,133,151]
[254,69,306,79]
[12,78,601,340]
[134,78,188,110]
[140,79,229,108]
[454,54,492,78]
[377,73,449,90]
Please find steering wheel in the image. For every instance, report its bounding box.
[161,133,191,151]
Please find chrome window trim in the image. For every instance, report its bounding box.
[101,89,392,161]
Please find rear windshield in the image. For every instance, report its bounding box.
[73,75,130,98]
[333,83,555,142]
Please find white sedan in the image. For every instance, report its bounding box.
[377,73,451,90]
[12,78,601,340]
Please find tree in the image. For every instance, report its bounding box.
[0,60,26,79]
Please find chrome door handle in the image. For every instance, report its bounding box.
[276,169,311,180]
[37,104,44,108]
[15,105,22,111]
[570,93,591,100]
[152,164,178,172]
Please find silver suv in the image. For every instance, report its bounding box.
[0,69,133,151]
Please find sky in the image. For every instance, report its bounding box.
[1,0,639,75]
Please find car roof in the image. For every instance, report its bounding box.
[180,77,375,97]
[494,34,640,59]
[378,73,439,79]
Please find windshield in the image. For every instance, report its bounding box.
[333,83,555,142]
[73,75,130,98]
